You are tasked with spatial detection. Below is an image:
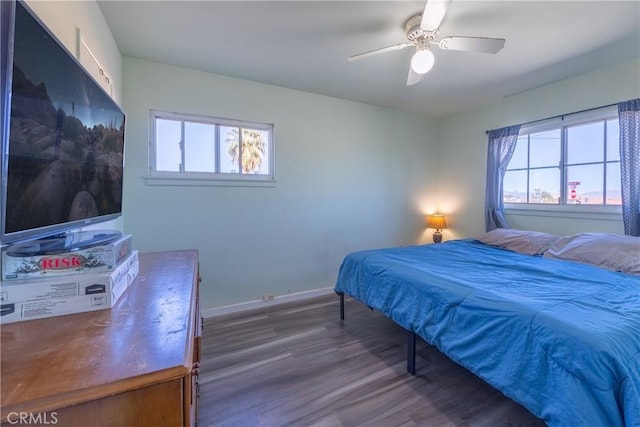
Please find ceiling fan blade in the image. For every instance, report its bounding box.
[420,0,451,32]
[406,67,423,86]
[438,36,506,54]
[348,42,413,62]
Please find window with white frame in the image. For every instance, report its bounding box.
[150,110,274,180]
[503,107,621,206]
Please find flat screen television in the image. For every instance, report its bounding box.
[1,0,126,247]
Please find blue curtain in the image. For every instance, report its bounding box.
[618,99,640,236]
[485,125,521,231]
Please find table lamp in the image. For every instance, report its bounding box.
[427,214,447,243]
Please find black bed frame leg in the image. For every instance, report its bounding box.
[339,292,344,320]
[407,330,416,375]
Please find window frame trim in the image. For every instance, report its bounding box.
[148,109,275,181]
[504,203,622,223]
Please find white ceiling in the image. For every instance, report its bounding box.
[98,1,640,118]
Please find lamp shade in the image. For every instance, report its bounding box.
[410,49,435,74]
[427,214,447,230]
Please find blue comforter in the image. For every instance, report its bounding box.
[334,240,640,427]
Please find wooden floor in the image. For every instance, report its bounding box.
[199,295,546,427]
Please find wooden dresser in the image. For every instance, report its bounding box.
[0,250,201,427]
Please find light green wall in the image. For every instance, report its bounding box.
[121,57,438,309]
[437,58,640,239]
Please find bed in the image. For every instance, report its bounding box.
[334,235,640,427]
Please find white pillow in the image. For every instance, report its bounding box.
[543,233,640,275]
[477,228,562,256]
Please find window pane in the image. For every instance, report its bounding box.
[508,135,528,169]
[567,122,604,164]
[605,162,621,205]
[529,129,560,168]
[220,126,240,174]
[566,164,603,205]
[606,119,620,161]
[503,170,528,203]
[151,111,274,179]
[529,168,560,204]
[241,128,269,175]
[155,118,181,172]
[184,122,215,172]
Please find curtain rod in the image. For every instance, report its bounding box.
[485,102,619,135]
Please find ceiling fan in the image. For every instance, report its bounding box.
[348,0,506,86]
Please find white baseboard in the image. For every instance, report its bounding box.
[202,287,335,318]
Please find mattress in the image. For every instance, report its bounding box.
[334,240,640,427]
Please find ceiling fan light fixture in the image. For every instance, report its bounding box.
[410,49,435,74]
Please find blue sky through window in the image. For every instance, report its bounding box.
[504,117,621,205]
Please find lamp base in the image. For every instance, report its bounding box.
[432,230,443,244]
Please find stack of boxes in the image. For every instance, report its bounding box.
[0,234,138,324]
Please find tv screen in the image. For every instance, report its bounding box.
[1,1,125,245]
